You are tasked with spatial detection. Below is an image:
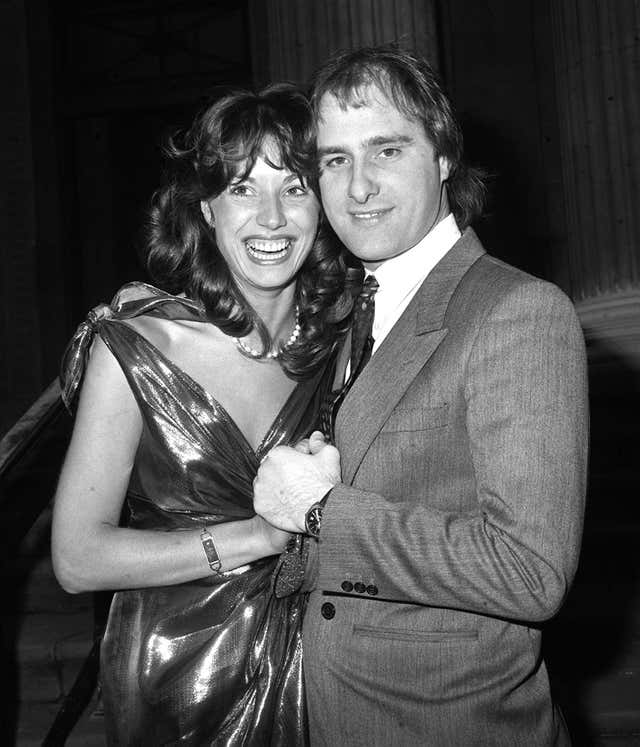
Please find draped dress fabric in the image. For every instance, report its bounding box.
[60,282,327,746]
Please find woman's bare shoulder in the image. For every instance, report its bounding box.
[125,314,227,363]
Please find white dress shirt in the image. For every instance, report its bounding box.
[367,213,461,354]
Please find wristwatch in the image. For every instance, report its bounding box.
[304,488,333,538]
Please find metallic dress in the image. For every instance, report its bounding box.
[61,282,329,746]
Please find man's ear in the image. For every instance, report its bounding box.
[439,156,451,183]
[200,200,214,227]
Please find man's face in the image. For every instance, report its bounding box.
[316,86,450,269]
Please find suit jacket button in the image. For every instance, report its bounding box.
[354,582,366,594]
[341,581,353,592]
[321,602,335,620]
[366,585,378,596]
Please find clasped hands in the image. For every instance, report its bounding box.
[253,430,341,533]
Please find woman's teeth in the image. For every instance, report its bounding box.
[246,239,291,260]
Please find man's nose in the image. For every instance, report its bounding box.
[257,194,286,229]
[348,161,379,203]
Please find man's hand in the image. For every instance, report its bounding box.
[254,433,341,532]
[292,430,329,455]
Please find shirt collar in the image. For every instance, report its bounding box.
[362,214,461,353]
[367,213,461,302]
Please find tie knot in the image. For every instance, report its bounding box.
[359,275,379,304]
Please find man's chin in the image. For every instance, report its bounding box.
[346,244,400,265]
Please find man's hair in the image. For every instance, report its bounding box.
[310,45,485,229]
[144,83,352,379]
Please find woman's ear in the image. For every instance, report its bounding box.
[200,200,215,227]
[438,156,451,183]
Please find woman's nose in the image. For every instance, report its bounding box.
[257,194,286,229]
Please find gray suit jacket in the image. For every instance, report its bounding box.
[302,229,588,746]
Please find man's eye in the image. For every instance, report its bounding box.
[379,148,400,159]
[286,185,307,197]
[323,156,348,169]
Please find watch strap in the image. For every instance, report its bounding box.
[304,487,333,538]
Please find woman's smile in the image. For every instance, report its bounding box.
[245,236,296,263]
[202,145,320,295]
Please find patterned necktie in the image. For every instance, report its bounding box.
[320,275,379,441]
[349,274,379,380]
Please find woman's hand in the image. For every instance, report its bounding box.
[252,514,292,555]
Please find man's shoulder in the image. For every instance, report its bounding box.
[452,229,548,292]
[465,243,567,302]
[450,236,577,323]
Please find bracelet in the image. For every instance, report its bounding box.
[200,526,222,574]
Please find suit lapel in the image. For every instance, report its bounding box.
[337,322,447,485]
[336,229,485,485]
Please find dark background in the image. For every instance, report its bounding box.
[3,0,573,399]
[1,1,638,744]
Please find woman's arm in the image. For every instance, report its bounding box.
[51,337,289,594]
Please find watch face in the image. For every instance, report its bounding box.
[306,505,323,537]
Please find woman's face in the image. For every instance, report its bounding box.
[201,143,320,298]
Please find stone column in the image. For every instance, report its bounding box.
[550,0,640,366]
[249,0,440,88]
[548,9,640,742]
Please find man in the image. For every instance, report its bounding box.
[254,46,588,746]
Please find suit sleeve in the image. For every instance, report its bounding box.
[315,281,589,622]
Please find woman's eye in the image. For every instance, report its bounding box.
[230,184,251,196]
[286,185,307,197]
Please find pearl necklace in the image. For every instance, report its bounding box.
[233,305,301,360]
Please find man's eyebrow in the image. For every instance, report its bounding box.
[367,134,414,147]
[317,145,347,157]
[317,134,414,157]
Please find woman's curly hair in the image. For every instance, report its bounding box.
[144,83,354,380]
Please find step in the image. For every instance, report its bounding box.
[15,611,94,701]
[15,691,106,746]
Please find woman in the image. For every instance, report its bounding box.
[52,84,351,744]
